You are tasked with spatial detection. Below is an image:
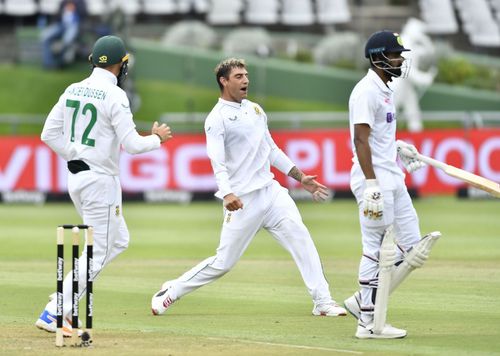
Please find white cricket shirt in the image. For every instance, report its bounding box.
[41,68,159,176]
[349,69,403,176]
[205,98,295,199]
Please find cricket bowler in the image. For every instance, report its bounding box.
[151,58,346,318]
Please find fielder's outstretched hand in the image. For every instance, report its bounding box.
[301,175,329,202]
[396,140,425,173]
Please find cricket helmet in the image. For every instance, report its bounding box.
[365,30,411,78]
[364,30,410,58]
[89,35,129,67]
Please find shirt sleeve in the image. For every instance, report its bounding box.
[106,88,162,154]
[109,89,137,143]
[121,130,161,154]
[351,90,377,127]
[41,93,72,161]
[265,129,295,175]
[205,113,232,198]
[262,111,295,175]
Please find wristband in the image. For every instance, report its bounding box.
[365,179,378,188]
[154,133,163,143]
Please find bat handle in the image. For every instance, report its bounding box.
[416,153,448,171]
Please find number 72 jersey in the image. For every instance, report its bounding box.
[41,68,136,176]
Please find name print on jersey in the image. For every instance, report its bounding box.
[67,86,107,101]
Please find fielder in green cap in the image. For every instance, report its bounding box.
[36,35,172,338]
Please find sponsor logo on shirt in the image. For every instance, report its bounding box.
[386,112,395,123]
[228,115,238,121]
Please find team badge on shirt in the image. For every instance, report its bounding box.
[254,105,261,115]
[115,205,120,217]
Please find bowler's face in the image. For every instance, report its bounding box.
[222,67,249,103]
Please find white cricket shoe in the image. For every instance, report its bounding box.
[344,291,361,319]
[151,282,176,315]
[355,321,407,339]
[35,310,82,337]
[312,301,347,316]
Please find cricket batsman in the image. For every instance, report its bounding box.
[344,30,441,339]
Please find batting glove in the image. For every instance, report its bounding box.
[363,179,383,220]
[396,140,425,173]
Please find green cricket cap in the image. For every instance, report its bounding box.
[90,35,129,67]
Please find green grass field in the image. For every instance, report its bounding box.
[1,197,499,355]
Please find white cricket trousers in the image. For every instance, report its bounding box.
[45,170,130,318]
[169,180,334,306]
[351,165,421,319]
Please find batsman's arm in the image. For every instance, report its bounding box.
[354,124,376,180]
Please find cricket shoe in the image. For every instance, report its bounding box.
[344,291,361,319]
[355,321,407,339]
[312,301,347,316]
[35,310,82,337]
[47,293,83,328]
[151,281,176,315]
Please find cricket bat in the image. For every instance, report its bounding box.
[415,153,500,198]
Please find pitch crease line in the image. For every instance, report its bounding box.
[206,337,363,354]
